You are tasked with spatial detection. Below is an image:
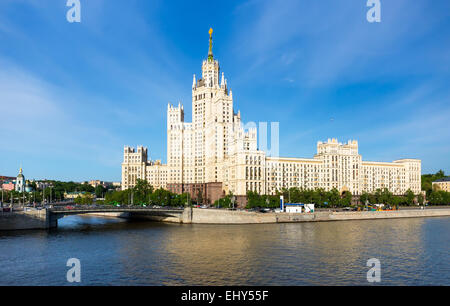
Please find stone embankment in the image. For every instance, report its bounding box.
[180,207,450,224]
[2,207,450,230]
[0,209,54,230]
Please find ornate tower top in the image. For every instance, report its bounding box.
[208,28,214,61]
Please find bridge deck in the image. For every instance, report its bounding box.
[49,206,185,215]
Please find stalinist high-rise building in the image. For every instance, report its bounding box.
[122,29,421,205]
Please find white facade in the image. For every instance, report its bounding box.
[15,168,25,193]
[121,31,422,197]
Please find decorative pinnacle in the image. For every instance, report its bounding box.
[208,28,213,61]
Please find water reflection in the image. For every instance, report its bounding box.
[0,216,448,285]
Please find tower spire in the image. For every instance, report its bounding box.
[208,28,214,61]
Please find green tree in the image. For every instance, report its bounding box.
[196,189,204,205]
[133,179,153,204]
[340,191,353,207]
[360,192,370,205]
[327,188,341,207]
[417,193,425,205]
[95,185,106,198]
[405,189,415,206]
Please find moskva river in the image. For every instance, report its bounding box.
[0,215,449,285]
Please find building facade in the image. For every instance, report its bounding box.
[432,178,450,192]
[121,30,422,202]
[15,168,25,193]
[1,182,15,191]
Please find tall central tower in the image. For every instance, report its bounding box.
[191,28,235,184]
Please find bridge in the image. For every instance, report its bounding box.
[46,205,189,228]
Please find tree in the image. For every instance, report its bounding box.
[95,185,106,198]
[214,194,233,208]
[436,170,445,179]
[74,193,93,205]
[405,189,415,206]
[133,179,153,204]
[379,188,394,205]
[418,193,425,206]
[196,189,204,205]
[340,191,353,207]
[428,191,443,205]
[327,188,341,207]
[247,190,263,208]
[360,192,370,205]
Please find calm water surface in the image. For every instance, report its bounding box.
[0,216,449,285]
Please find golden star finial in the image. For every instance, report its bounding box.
[209,28,213,37]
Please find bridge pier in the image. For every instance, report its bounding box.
[0,209,56,230]
[46,210,58,228]
[181,207,193,224]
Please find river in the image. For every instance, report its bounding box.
[0,215,449,285]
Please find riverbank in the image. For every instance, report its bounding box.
[178,207,450,224]
[1,207,450,230]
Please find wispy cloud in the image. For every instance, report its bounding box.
[0,0,449,179]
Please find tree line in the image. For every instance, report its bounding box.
[1,180,113,204]
[244,187,448,209]
[103,179,192,207]
[97,177,450,208]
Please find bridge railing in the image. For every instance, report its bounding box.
[49,205,185,212]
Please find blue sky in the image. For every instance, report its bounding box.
[0,0,449,182]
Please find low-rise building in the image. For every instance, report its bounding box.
[1,182,15,191]
[432,177,450,192]
[0,176,15,184]
[64,192,86,199]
